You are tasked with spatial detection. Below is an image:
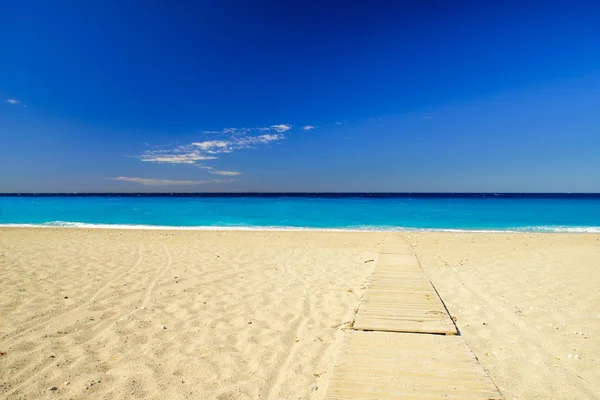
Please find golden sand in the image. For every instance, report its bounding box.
[1,228,599,399]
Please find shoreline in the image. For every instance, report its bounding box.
[2,223,600,233]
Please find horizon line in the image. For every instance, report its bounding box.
[1,192,599,196]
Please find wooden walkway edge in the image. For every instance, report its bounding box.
[324,236,503,400]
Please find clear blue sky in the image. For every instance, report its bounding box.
[1,1,599,192]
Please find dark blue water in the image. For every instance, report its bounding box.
[0,194,599,232]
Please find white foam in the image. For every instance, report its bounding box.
[512,226,600,233]
[1,221,599,233]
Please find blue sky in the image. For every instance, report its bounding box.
[1,1,599,192]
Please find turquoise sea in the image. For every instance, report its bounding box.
[0,194,599,232]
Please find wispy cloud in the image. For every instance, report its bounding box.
[270,124,292,133]
[210,170,241,176]
[138,147,219,164]
[192,140,232,153]
[135,124,288,181]
[107,176,231,186]
[302,125,315,131]
[334,121,343,125]
[137,133,284,176]
[234,133,283,147]
[188,133,283,157]
[201,124,291,135]
[6,99,21,105]
[199,166,242,176]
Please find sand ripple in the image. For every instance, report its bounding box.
[0,229,383,399]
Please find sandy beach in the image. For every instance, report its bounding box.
[1,228,599,399]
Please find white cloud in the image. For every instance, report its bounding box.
[107,177,228,186]
[302,125,315,131]
[199,166,241,176]
[334,121,342,125]
[211,170,241,176]
[6,99,20,105]
[136,126,287,180]
[142,134,283,162]
[200,124,292,135]
[270,124,292,133]
[235,133,283,147]
[138,148,218,164]
[192,140,232,153]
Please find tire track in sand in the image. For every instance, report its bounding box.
[104,243,173,326]
[79,243,173,343]
[2,244,144,346]
[5,245,173,396]
[262,248,314,400]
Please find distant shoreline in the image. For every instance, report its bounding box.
[1,192,600,198]
[2,223,599,233]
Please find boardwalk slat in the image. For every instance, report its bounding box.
[324,331,503,400]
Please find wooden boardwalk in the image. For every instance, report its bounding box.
[354,251,457,335]
[325,331,503,400]
[325,236,503,399]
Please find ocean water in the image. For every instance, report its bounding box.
[0,194,599,232]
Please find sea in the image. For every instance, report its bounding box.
[0,193,599,232]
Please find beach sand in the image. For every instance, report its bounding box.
[1,228,599,399]
[409,232,600,400]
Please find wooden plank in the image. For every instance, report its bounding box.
[379,244,414,255]
[377,253,420,265]
[354,239,457,335]
[324,331,503,400]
